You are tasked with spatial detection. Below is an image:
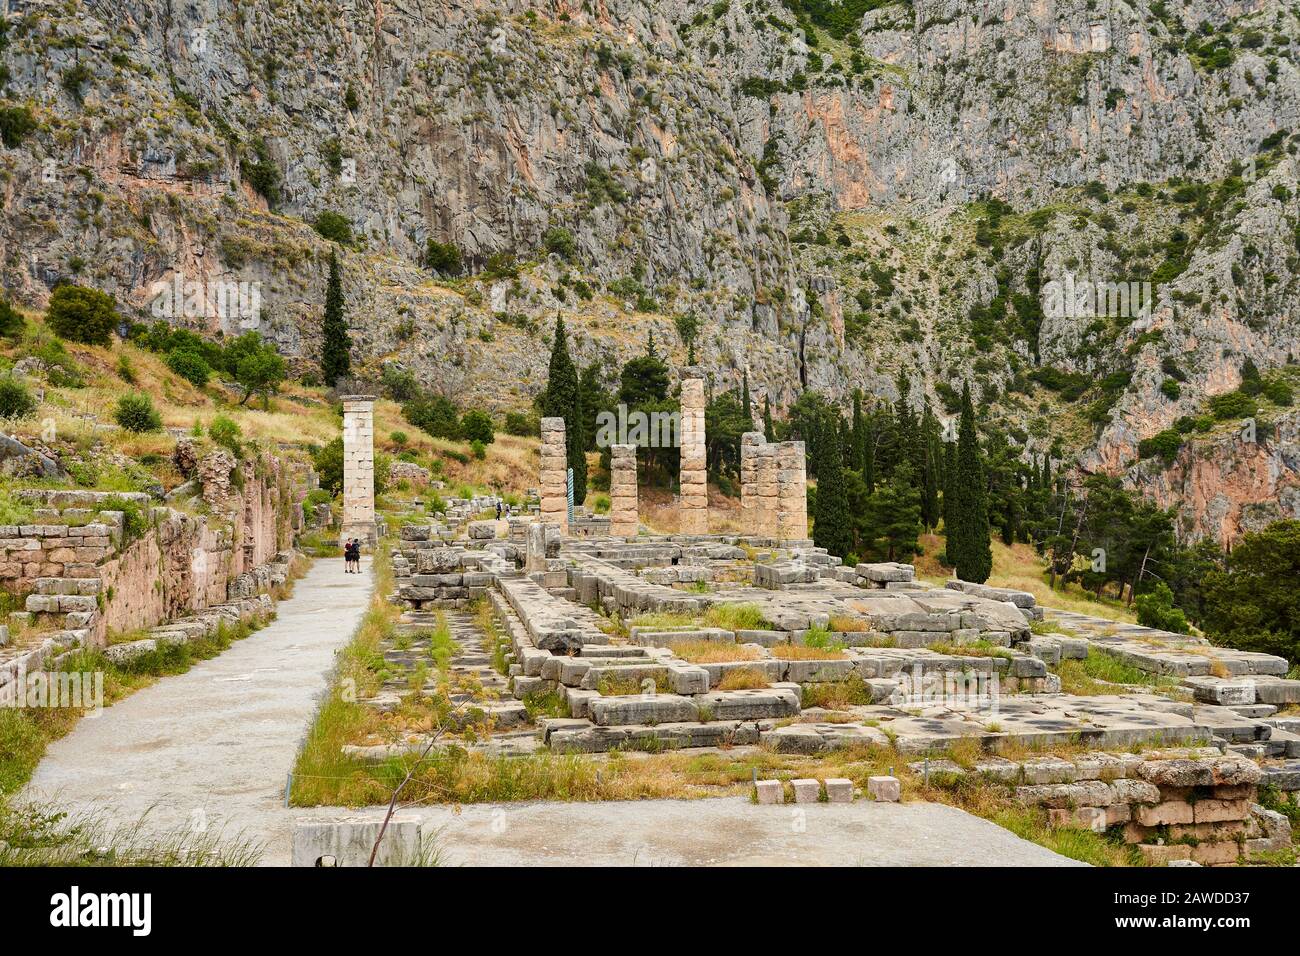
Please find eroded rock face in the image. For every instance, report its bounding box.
[4,0,1299,535]
[1129,409,1300,544]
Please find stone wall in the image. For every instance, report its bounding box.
[679,378,708,534]
[6,449,306,644]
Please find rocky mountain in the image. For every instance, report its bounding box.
[2,0,1299,541]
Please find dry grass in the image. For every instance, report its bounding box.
[716,667,771,690]
[670,641,762,664]
[828,614,872,632]
[914,534,1139,624]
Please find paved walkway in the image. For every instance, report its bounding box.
[297,797,1085,867]
[23,555,372,864]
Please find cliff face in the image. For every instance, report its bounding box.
[3,0,1300,539]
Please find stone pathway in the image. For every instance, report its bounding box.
[296,797,1086,866]
[22,555,373,865]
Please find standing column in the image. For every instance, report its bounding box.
[341,395,377,547]
[679,378,708,535]
[775,440,808,541]
[756,442,779,538]
[740,432,764,533]
[609,443,639,538]
[539,416,569,536]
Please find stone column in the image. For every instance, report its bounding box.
[678,378,708,535]
[775,440,808,541]
[539,416,569,536]
[756,442,779,538]
[340,395,376,546]
[609,443,638,538]
[740,432,764,533]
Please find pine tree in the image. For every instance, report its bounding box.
[812,423,851,558]
[762,394,775,441]
[320,251,351,386]
[542,316,587,505]
[949,383,992,582]
[866,461,922,561]
[742,368,752,426]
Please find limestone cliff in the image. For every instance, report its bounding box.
[2,0,1300,539]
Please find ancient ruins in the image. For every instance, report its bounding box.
[350,392,1298,867]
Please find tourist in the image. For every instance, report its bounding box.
[496,501,503,520]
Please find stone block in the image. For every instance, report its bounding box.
[291,814,422,867]
[791,778,821,804]
[754,779,783,805]
[1138,843,1192,864]
[1192,798,1250,824]
[1135,801,1194,826]
[867,776,901,802]
[824,778,853,803]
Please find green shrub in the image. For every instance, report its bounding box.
[0,104,37,148]
[100,495,152,543]
[165,348,211,386]
[312,438,344,495]
[208,415,242,454]
[114,393,162,433]
[542,226,576,259]
[1135,582,1189,634]
[0,299,24,338]
[0,375,36,418]
[1209,391,1257,420]
[1137,429,1183,463]
[46,285,119,345]
[1263,378,1294,406]
[425,240,462,275]
[460,409,495,444]
[403,393,461,440]
[313,210,354,245]
[504,411,539,436]
[1159,378,1181,401]
[470,439,486,460]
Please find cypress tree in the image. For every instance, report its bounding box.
[742,368,752,425]
[862,407,876,491]
[320,250,351,386]
[762,394,775,441]
[920,406,940,530]
[851,389,866,475]
[949,383,992,582]
[812,423,851,558]
[942,437,956,529]
[542,316,587,505]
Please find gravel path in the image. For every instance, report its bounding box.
[23,555,372,864]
